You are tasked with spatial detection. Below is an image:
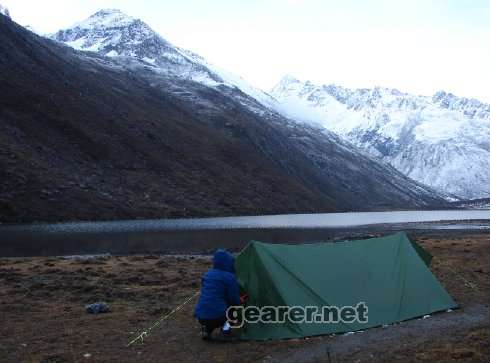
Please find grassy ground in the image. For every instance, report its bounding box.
[0,233,489,362]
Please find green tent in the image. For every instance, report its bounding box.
[235,232,457,340]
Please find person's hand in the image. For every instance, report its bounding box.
[240,293,248,305]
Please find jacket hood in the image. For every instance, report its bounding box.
[213,249,235,273]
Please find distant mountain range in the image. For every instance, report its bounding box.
[52,10,490,201]
[0,10,450,222]
[271,76,490,200]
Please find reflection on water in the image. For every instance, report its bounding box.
[1,210,489,257]
[3,210,490,233]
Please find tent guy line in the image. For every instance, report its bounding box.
[126,291,200,347]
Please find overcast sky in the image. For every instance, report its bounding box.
[3,0,490,102]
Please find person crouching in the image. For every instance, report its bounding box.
[194,249,240,341]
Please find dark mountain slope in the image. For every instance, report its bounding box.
[0,14,446,222]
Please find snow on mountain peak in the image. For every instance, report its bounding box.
[0,3,10,18]
[73,9,136,29]
[51,9,158,54]
[51,9,277,111]
[432,90,447,102]
[271,77,490,199]
[278,74,301,85]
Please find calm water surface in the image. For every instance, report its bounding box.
[1,210,489,257]
[2,210,490,233]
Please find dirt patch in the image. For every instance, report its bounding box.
[0,233,489,362]
[269,305,490,363]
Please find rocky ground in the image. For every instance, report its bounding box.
[0,233,489,362]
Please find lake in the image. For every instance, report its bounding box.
[1,210,489,257]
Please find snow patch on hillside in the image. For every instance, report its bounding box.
[271,76,490,199]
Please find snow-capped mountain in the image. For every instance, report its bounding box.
[34,9,450,214]
[51,9,275,108]
[271,76,490,199]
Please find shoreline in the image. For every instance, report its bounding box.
[1,232,488,362]
[1,211,489,257]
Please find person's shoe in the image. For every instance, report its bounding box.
[200,326,210,340]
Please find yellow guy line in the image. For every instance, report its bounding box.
[127,290,200,347]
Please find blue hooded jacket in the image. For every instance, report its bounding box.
[194,249,241,320]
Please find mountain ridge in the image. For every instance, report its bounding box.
[51,9,277,109]
[0,11,448,222]
[271,75,490,199]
